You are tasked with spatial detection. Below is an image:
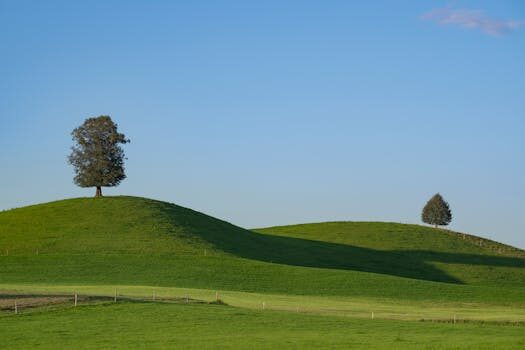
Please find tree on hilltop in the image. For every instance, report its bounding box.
[421,193,452,228]
[68,116,130,197]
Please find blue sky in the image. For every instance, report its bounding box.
[1,1,524,248]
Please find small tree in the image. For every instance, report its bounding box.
[68,116,130,197]
[421,193,452,228]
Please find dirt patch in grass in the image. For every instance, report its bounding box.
[0,294,80,311]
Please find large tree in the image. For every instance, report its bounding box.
[421,193,452,228]
[68,116,130,197]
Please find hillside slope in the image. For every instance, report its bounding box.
[256,222,524,257]
[0,196,252,255]
[256,222,525,285]
[0,196,524,299]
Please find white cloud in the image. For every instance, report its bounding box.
[422,7,522,37]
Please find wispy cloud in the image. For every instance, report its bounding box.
[422,7,522,37]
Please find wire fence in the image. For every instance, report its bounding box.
[0,291,224,316]
[1,292,524,326]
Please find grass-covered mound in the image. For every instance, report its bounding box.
[256,222,525,286]
[0,196,524,303]
[0,196,253,255]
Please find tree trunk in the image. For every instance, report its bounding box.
[95,186,102,197]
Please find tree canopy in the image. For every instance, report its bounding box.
[421,193,452,228]
[68,116,129,197]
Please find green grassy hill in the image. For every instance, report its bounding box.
[0,196,251,255]
[256,222,525,286]
[1,196,524,303]
[2,196,525,349]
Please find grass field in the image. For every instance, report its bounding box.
[2,254,525,304]
[1,196,524,348]
[1,301,524,349]
[3,283,525,323]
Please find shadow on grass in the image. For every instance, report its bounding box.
[156,201,525,284]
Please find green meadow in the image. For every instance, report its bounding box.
[2,302,525,350]
[1,196,524,348]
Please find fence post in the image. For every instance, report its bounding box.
[74,292,78,307]
[114,288,117,303]
[14,301,18,314]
